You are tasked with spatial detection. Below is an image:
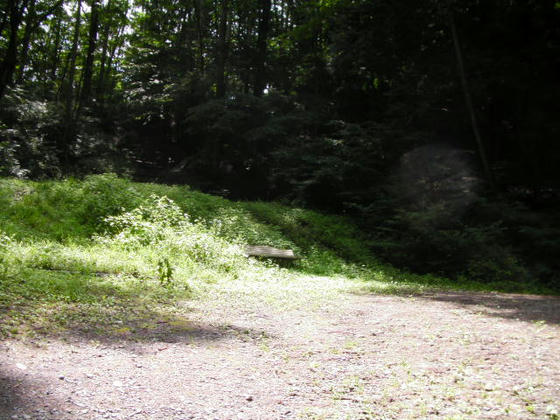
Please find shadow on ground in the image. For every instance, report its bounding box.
[0,373,64,419]
[1,267,275,347]
[1,295,274,348]
[419,291,560,325]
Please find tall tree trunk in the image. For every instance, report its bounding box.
[448,7,494,187]
[194,0,206,72]
[61,0,82,167]
[101,25,124,99]
[64,0,82,115]
[177,5,194,72]
[11,0,64,87]
[80,0,100,108]
[215,0,228,98]
[96,0,113,104]
[49,4,64,83]
[15,0,36,84]
[254,0,271,96]
[0,0,28,100]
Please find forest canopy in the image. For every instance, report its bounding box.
[1,0,559,286]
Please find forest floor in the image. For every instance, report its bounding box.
[1,277,560,420]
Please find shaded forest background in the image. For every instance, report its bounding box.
[1,0,559,287]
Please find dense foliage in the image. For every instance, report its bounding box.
[1,0,559,286]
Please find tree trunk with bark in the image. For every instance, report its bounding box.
[194,0,206,72]
[15,0,36,84]
[0,0,28,100]
[80,0,100,108]
[215,0,229,98]
[254,0,271,96]
[60,0,82,166]
[48,4,64,82]
[448,6,494,187]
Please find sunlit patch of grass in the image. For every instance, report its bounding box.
[0,174,555,340]
[197,270,366,313]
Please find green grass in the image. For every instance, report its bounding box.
[0,174,555,339]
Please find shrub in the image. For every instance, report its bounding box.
[97,195,247,274]
[157,257,174,286]
[101,194,185,246]
[0,231,13,279]
[76,174,143,230]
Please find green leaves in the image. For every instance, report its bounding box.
[157,257,174,287]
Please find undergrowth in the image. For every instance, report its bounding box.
[0,174,555,339]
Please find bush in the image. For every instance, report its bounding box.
[0,231,13,279]
[97,195,247,274]
[101,195,187,247]
[76,174,143,230]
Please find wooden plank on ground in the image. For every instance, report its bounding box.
[245,245,299,259]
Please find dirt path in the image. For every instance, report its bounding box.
[1,289,559,419]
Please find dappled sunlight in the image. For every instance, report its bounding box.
[198,269,367,313]
[0,0,558,415]
[1,175,557,351]
[0,271,272,345]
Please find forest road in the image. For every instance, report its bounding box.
[1,291,559,419]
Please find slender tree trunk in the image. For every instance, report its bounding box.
[65,0,82,114]
[0,0,27,100]
[177,6,194,71]
[101,25,124,99]
[15,0,36,84]
[107,27,124,76]
[448,7,494,186]
[215,0,228,98]
[96,36,108,102]
[61,0,82,167]
[49,5,63,82]
[194,0,206,72]
[96,0,112,104]
[12,0,64,87]
[80,0,100,108]
[254,0,271,96]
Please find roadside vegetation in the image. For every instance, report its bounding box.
[0,174,557,340]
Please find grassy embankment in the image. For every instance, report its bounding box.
[0,174,553,339]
